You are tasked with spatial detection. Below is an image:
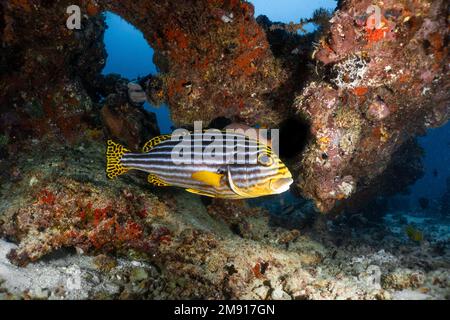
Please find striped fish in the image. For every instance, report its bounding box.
[106,131,293,199]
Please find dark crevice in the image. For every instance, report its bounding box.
[208,117,233,130]
[278,117,311,158]
[0,2,5,37]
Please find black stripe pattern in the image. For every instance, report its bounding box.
[121,132,291,198]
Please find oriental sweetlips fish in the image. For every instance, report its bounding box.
[106,131,293,199]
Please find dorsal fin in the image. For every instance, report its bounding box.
[142,134,172,152]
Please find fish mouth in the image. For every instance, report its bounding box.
[270,177,293,194]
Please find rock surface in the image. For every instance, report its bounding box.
[294,0,449,212]
[0,138,447,299]
[101,94,160,151]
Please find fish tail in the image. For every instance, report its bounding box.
[106,140,131,179]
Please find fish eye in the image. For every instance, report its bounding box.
[258,153,274,166]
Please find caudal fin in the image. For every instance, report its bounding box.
[106,140,131,179]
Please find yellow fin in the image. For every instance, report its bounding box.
[185,188,216,198]
[142,135,172,152]
[148,174,170,187]
[106,140,130,179]
[191,171,223,188]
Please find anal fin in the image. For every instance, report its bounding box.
[148,174,170,187]
[185,188,216,198]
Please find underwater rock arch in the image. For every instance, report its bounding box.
[101,0,288,126]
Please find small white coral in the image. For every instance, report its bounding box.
[331,55,368,89]
[338,179,355,198]
[221,13,234,23]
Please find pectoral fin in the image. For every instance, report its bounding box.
[191,171,223,188]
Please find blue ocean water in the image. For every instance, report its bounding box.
[251,0,337,33]
[102,12,156,79]
[410,122,450,201]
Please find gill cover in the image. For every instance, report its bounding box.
[227,167,252,198]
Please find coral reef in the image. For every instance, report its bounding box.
[0,0,449,300]
[0,138,448,299]
[101,92,160,151]
[0,1,106,148]
[100,0,289,126]
[294,0,449,212]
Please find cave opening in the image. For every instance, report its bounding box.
[101,11,173,134]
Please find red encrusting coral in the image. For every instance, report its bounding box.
[0,176,171,266]
[38,189,56,206]
[98,0,287,125]
[252,260,269,279]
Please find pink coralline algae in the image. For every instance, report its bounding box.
[367,98,391,121]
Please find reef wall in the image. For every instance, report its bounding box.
[1,0,449,214]
[294,0,449,212]
[0,0,106,147]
